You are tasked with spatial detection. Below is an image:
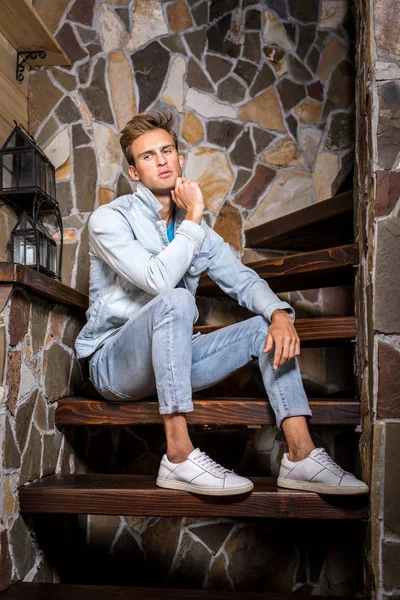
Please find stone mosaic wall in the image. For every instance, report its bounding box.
[0,0,363,594]
[354,1,400,598]
[0,287,86,590]
[28,0,355,295]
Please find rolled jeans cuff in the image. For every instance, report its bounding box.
[276,406,313,429]
[159,402,194,415]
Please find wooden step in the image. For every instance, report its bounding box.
[18,475,368,519]
[56,397,360,427]
[197,244,358,295]
[194,316,356,345]
[245,190,353,252]
[0,582,356,600]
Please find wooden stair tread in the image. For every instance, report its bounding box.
[56,397,360,426]
[0,582,356,600]
[194,316,356,344]
[19,475,368,519]
[245,190,353,251]
[197,244,358,295]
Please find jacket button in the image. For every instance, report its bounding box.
[190,265,195,273]
[156,221,161,227]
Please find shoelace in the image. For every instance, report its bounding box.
[195,451,231,476]
[313,448,345,477]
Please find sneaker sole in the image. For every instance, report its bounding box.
[156,477,254,496]
[277,477,369,495]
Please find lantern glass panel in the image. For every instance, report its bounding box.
[2,153,16,188]
[49,243,57,273]
[4,128,31,149]
[14,212,33,231]
[46,163,54,197]
[19,151,35,187]
[13,235,25,264]
[39,236,48,268]
[35,153,46,193]
[25,236,37,266]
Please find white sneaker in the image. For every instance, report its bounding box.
[156,448,254,496]
[277,447,369,495]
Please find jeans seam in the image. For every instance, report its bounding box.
[266,348,290,412]
[158,296,179,412]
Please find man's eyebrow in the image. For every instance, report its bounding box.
[138,144,174,158]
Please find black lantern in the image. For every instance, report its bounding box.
[0,122,63,278]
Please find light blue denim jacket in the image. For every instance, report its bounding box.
[75,182,294,359]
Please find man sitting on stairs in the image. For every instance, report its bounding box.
[75,110,368,498]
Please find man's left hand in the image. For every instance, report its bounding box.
[263,310,300,370]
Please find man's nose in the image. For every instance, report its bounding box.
[157,153,167,165]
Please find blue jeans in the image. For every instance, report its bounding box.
[89,288,312,428]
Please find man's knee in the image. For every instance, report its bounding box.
[158,288,196,317]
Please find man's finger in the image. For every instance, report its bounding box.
[264,333,273,353]
[273,337,283,369]
[288,338,297,362]
[278,339,291,367]
[295,338,301,356]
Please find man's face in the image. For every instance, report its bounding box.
[128,128,184,195]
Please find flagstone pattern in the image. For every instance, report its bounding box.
[27,0,355,295]
[0,0,360,593]
[0,287,87,590]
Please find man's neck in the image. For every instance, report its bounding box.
[156,191,175,226]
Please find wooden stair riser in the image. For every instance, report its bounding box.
[197,244,358,296]
[245,190,353,251]
[55,398,360,427]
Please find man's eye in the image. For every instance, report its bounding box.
[144,154,152,159]
[163,149,172,154]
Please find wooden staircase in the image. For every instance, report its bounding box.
[12,191,367,598]
[0,583,357,600]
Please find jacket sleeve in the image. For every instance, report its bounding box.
[206,226,295,322]
[89,207,206,295]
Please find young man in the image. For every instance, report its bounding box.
[75,111,368,497]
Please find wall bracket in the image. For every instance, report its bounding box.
[16,50,47,83]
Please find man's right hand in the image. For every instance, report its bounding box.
[171,178,204,225]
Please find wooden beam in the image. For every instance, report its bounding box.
[0,0,70,66]
[1,583,357,600]
[0,263,88,311]
[194,317,357,344]
[19,474,368,519]
[245,190,354,252]
[56,397,361,427]
[0,283,13,313]
[197,244,358,295]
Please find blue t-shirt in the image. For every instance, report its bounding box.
[166,216,175,243]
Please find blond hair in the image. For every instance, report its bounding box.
[120,110,179,166]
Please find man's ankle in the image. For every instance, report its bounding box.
[288,445,315,462]
[167,446,194,464]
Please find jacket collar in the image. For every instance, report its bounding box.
[135,182,186,227]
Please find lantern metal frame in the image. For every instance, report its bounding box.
[0,122,63,279]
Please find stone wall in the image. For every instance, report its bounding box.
[0,0,365,594]
[354,1,400,598]
[0,287,86,590]
[28,0,355,295]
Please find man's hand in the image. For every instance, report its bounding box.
[263,310,300,370]
[171,178,204,225]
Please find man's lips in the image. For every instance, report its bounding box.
[158,170,173,178]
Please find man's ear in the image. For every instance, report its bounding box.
[128,164,140,181]
[178,153,184,169]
